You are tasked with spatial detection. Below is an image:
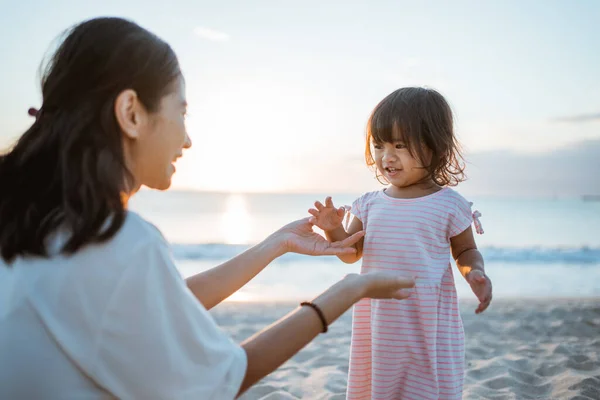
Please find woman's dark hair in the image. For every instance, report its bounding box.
[0,17,181,263]
[365,87,466,186]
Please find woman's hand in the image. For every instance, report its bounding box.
[345,272,415,301]
[272,218,364,256]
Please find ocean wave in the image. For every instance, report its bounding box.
[170,243,600,265]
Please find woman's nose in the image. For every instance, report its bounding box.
[183,133,192,149]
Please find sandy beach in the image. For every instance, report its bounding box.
[210,298,600,400]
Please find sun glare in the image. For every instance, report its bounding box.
[220,194,252,245]
[172,78,331,193]
[225,291,254,302]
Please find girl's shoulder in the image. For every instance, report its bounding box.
[352,189,385,210]
[356,189,382,203]
[350,190,383,222]
[439,187,470,203]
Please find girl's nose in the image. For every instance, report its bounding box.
[382,149,397,162]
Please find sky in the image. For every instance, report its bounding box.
[1,0,599,195]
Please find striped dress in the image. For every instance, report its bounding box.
[346,188,474,400]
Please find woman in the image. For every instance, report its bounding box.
[0,17,414,399]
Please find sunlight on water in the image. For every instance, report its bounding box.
[225,291,254,302]
[220,194,252,245]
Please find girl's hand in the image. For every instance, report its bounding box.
[273,218,364,256]
[466,270,492,314]
[308,196,346,231]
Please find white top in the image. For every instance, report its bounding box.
[0,212,247,399]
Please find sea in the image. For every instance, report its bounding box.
[128,190,600,302]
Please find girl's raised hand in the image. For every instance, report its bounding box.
[308,196,346,232]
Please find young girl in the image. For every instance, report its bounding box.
[308,87,492,400]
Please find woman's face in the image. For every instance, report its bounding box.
[121,76,192,191]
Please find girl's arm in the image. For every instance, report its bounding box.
[324,216,364,264]
[450,226,484,278]
[451,226,492,313]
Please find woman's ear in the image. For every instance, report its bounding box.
[114,89,145,140]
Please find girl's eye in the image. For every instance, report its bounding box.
[373,143,383,150]
[396,143,407,149]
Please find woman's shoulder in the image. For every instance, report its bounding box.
[54,211,171,265]
[116,211,167,248]
[38,211,166,262]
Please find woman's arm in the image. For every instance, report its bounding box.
[237,272,414,397]
[185,239,283,310]
[186,218,365,310]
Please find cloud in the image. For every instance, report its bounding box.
[462,138,600,197]
[334,139,600,197]
[193,27,230,42]
[553,113,600,123]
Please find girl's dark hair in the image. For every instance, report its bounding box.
[0,17,181,263]
[365,87,466,186]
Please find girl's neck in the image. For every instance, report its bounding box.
[384,180,442,199]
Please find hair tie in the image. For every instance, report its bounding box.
[28,107,39,118]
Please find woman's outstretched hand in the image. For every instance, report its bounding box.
[273,218,364,256]
[346,272,415,300]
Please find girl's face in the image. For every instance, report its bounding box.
[121,76,192,191]
[372,140,431,188]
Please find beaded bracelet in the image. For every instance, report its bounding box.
[300,301,328,333]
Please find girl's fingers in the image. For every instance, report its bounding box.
[325,196,334,208]
[476,295,492,314]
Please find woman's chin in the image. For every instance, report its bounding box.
[144,176,173,191]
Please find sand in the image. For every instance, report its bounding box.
[210,298,600,400]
